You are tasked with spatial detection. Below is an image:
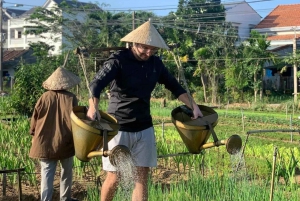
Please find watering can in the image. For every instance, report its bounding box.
[70,106,130,165]
[171,105,242,155]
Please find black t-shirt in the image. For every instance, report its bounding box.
[89,48,186,132]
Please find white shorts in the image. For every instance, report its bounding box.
[102,127,157,171]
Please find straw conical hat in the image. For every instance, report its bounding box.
[120,20,169,50]
[43,67,80,90]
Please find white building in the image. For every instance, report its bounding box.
[252,4,300,52]
[0,0,100,79]
[4,0,100,55]
[225,0,261,42]
[252,4,300,91]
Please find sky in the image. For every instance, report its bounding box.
[3,0,300,19]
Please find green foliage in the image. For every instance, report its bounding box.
[283,50,300,77]
[10,42,81,116]
[24,6,62,36]
[28,41,54,58]
[11,62,55,116]
[250,102,267,111]
[242,30,278,101]
[192,86,205,103]
[151,84,167,98]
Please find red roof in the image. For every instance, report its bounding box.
[267,34,300,41]
[255,4,300,28]
[3,49,29,62]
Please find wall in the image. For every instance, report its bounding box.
[225,1,261,41]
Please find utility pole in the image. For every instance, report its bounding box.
[293,27,298,103]
[0,0,3,92]
[132,11,135,30]
[126,11,135,49]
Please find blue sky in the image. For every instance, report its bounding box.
[4,0,300,18]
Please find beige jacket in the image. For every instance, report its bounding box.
[29,90,78,159]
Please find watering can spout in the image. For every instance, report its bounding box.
[87,145,131,166]
[200,134,242,155]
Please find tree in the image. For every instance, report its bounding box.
[24,2,105,50]
[11,43,80,116]
[242,30,277,102]
[284,50,300,77]
[194,23,239,103]
[283,50,300,102]
[159,0,226,103]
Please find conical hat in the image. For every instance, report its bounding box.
[120,21,169,50]
[43,67,80,90]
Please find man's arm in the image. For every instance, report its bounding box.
[87,59,118,120]
[178,93,203,119]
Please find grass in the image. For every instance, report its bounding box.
[1,96,300,200]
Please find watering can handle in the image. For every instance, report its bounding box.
[180,105,219,144]
[180,105,193,117]
[207,121,219,144]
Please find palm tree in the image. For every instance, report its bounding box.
[243,31,277,102]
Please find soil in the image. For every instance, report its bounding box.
[2,163,300,201]
[0,161,187,201]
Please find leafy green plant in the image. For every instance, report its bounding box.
[11,62,55,116]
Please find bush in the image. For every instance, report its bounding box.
[11,62,56,116]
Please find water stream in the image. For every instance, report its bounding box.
[231,151,247,179]
[113,151,136,200]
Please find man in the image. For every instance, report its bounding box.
[29,67,80,201]
[87,20,203,201]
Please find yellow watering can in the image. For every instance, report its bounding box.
[70,106,130,165]
[171,105,242,155]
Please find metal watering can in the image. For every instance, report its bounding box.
[70,106,130,165]
[171,105,242,155]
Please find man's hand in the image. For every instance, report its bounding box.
[87,106,96,120]
[87,98,101,120]
[178,93,203,119]
[191,104,203,120]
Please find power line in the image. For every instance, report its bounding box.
[3,0,281,14]
[4,0,298,51]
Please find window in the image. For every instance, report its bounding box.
[15,30,22,38]
[17,31,22,38]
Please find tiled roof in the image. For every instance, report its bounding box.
[267,34,300,41]
[255,4,300,28]
[2,8,27,21]
[267,45,290,51]
[3,49,29,62]
[53,0,100,9]
[20,8,38,17]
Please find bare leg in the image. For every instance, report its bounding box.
[132,167,149,201]
[101,171,119,201]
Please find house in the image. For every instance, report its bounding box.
[1,8,28,81]
[1,0,100,78]
[225,1,261,42]
[5,0,100,55]
[2,8,27,50]
[3,49,35,79]
[252,4,300,92]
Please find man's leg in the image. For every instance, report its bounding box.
[132,167,149,201]
[40,159,57,201]
[101,171,119,201]
[59,157,73,201]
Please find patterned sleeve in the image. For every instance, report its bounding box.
[89,58,119,98]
